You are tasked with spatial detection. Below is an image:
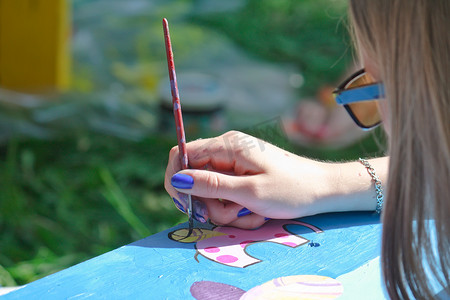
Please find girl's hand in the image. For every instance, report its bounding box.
[164,131,337,229]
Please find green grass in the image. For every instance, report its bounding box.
[0,133,186,285]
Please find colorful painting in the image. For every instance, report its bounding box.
[169,220,323,268]
[191,275,344,300]
[3,212,387,299]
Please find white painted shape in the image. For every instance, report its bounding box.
[336,256,387,300]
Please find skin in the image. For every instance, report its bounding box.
[165,132,388,229]
[165,61,389,229]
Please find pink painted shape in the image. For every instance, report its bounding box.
[216,255,239,264]
[282,242,297,247]
[196,219,322,268]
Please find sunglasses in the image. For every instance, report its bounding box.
[333,69,385,130]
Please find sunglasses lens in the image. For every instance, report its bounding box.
[346,101,381,128]
[344,72,382,128]
[345,72,374,89]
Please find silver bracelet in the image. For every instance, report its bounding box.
[359,158,384,214]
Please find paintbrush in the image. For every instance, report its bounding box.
[163,18,194,237]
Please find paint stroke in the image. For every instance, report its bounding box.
[168,228,227,243]
[195,219,323,268]
[190,275,343,300]
[190,281,245,300]
[241,275,343,300]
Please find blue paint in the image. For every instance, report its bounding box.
[3,212,385,299]
[308,241,320,247]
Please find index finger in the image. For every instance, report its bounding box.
[185,131,264,175]
[164,145,184,201]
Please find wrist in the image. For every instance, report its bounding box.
[309,161,349,214]
[320,157,388,213]
[291,160,341,216]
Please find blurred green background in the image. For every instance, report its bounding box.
[0,0,385,286]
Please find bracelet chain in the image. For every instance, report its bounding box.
[359,158,384,214]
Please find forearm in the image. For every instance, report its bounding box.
[309,156,389,215]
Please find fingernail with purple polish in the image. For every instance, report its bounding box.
[194,212,207,223]
[171,173,194,189]
[237,207,252,218]
[193,200,208,223]
[264,217,271,221]
[172,198,186,213]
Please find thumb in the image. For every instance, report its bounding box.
[170,170,253,204]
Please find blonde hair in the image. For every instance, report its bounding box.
[349,0,449,299]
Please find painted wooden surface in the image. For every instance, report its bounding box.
[3,212,387,299]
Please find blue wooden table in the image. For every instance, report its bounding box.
[3,212,387,299]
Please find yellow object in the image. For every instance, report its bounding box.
[0,0,70,92]
[169,228,227,243]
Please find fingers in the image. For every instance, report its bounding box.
[185,131,265,175]
[226,214,268,230]
[164,131,269,224]
[171,193,209,223]
[204,199,244,225]
[168,168,266,227]
[165,131,266,198]
[202,198,268,229]
[164,145,183,199]
[171,169,259,207]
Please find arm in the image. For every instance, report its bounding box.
[164,131,388,229]
[311,156,388,215]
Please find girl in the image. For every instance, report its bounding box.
[165,0,449,298]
